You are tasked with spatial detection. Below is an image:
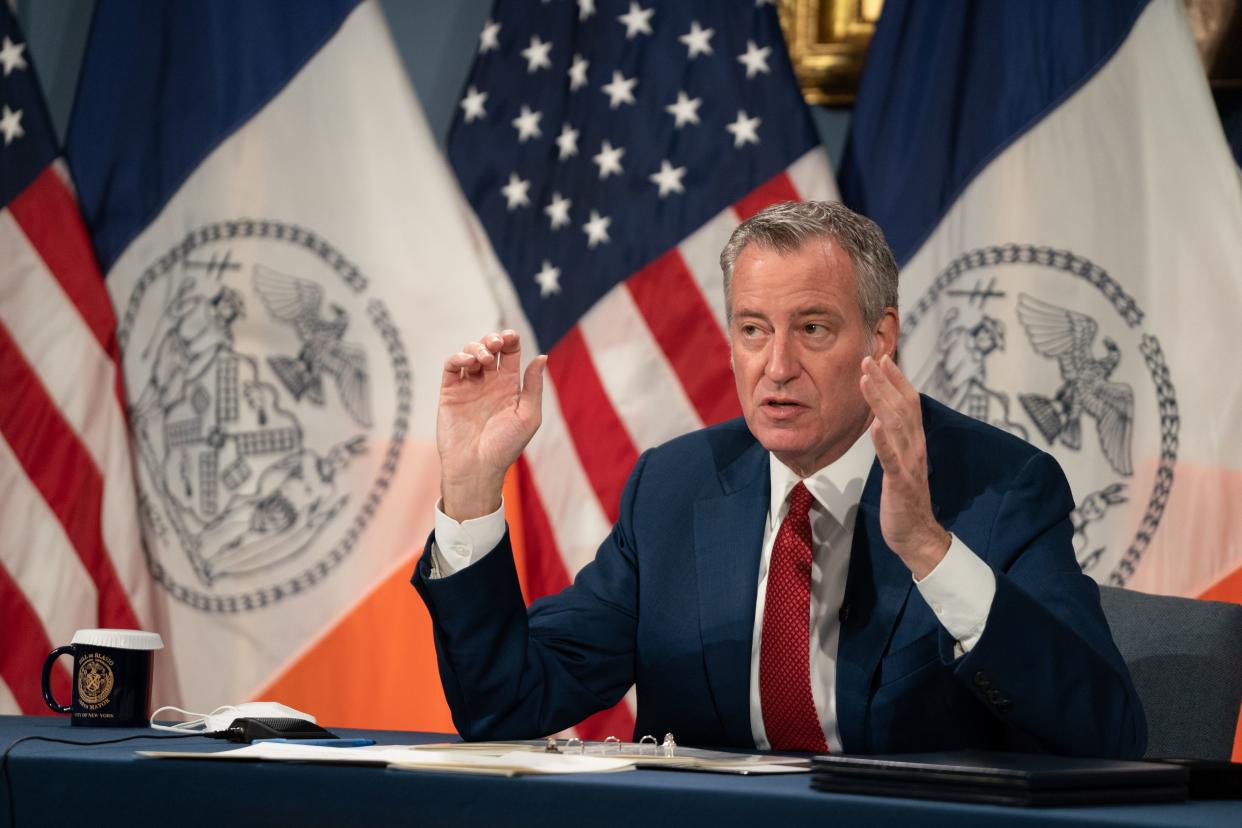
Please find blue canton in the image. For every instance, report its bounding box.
[449,0,819,350]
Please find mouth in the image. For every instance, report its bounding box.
[761,396,805,412]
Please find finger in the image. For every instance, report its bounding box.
[462,340,498,367]
[879,354,921,406]
[498,330,521,354]
[444,350,482,375]
[518,355,548,424]
[860,363,906,434]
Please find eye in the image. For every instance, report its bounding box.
[803,323,824,334]
[741,324,760,336]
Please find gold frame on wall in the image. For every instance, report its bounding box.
[778,0,884,106]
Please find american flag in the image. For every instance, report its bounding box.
[0,6,150,715]
[449,0,837,737]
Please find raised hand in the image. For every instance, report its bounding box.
[438,330,547,521]
[859,354,951,579]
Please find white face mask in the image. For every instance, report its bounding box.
[149,701,316,733]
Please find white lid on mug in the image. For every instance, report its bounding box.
[70,629,164,650]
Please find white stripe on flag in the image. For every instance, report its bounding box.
[677,209,737,335]
[0,433,98,650]
[0,677,17,714]
[525,377,614,577]
[787,147,840,203]
[0,210,148,614]
[580,286,703,451]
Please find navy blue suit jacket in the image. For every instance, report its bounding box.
[413,396,1146,757]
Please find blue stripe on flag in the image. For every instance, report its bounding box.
[65,0,360,272]
[838,0,1149,266]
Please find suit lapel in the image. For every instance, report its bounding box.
[834,457,918,752]
[693,439,769,748]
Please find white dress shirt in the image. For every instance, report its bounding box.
[430,429,998,751]
[749,430,996,750]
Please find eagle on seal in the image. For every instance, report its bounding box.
[1015,293,1134,476]
[253,264,373,428]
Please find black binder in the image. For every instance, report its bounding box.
[810,751,1189,807]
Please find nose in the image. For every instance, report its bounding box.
[765,330,800,383]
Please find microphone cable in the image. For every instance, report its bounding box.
[2,732,210,826]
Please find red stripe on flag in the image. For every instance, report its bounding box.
[0,562,70,714]
[8,167,118,360]
[733,170,802,221]
[0,322,140,631]
[626,250,742,426]
[515,456,572,601]
[577,696,637,741]
[546,326,639,523]
[514,458,637,740]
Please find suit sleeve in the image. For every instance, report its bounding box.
[410,453,650,740]
[949,450,1148,758]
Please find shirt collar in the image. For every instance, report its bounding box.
[768,428,877,531]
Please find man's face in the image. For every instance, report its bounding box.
[729,238,896,475]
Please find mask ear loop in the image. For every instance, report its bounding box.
[149,705,210,732]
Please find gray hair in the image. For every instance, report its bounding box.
[719,200,899,328]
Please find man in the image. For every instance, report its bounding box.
[413,201,1146,758]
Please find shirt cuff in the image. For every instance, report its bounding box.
[913,533,996,656]
[429,498,507,579]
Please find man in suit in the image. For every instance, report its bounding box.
[413,201,1146,758]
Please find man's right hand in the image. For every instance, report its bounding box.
[438,330,547,522]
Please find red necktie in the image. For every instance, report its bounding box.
[759,481,829,753]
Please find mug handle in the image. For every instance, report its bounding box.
[42,645,74,713]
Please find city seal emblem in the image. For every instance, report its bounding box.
[903,245,1179,586]
[117,220,412,613]
[78,653,115,709]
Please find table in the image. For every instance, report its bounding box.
[2,716,1239,827]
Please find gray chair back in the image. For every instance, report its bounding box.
[1098,585,1242,760]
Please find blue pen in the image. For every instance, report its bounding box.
[255,738,376,747]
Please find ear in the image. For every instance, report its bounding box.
[872,307,899,361]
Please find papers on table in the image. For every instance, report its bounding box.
[415,741,810,775]
[140,740,811,776]
[140,742,635,776]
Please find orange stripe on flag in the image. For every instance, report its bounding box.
[254,551,455,733]
[1199,561,1242,605]
[733,170,801,221]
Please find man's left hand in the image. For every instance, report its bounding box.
[859,354,951,579]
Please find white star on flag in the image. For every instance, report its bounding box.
[578,0,596,21]
[618,2,655,39]
[592,140,625,179]
[602,70,638,109]
[737,39,772,78]
[0,105,24,145]
[568,54,590,91]
[665,91,702,128]
[460,86,487,122]
[521,35,553,73]
[582,210,612,248]
[501,172,531,209]
[478,19,501,53]
[535,260,562,296]
[679,21,714,59]
[726,110,761,147]
[544,192,572,229]
[512,105,543,142]
[556,123,579,160]
[0,36,27,76]
[649,160,687,198]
